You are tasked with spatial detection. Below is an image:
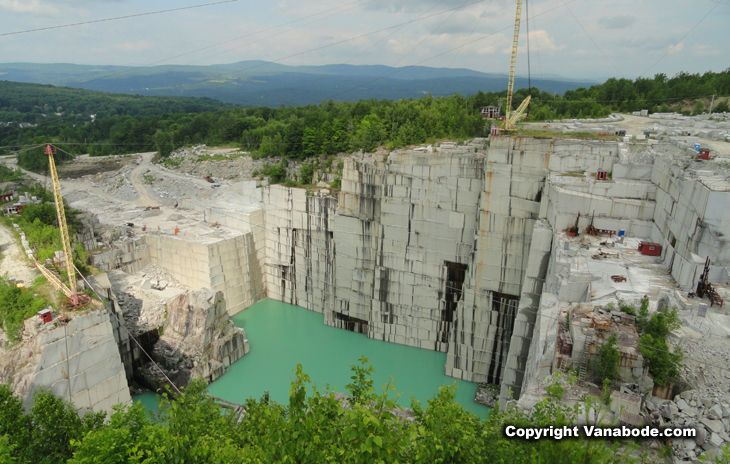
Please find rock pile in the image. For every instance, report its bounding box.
[641,389,730,462]
[474,383,500,408]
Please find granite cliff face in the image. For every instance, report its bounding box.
[137,288,249,391]
[0,309,132,413]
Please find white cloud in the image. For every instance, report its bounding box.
[692,44,720,57]
[667,41,683,54]
[507,30,564,54]
[597,15,635,30]
[117,40,151,52]
[0,0,59,16]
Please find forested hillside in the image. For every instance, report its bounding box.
[2,69,729,173]
[0,61,598,107]
[0,81,230,125]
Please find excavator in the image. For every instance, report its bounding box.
[34,144,90,310]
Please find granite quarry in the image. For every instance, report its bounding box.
[2,112,730,460]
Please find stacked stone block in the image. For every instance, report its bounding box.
[446,136,548,384]
[263,185,337,314]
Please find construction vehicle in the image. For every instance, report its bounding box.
[696,256,724,307]
[498,0,531,133]
[33,144,90,310]
[567,212,580,237]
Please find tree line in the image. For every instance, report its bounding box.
[0,80,230,125]
[3,69,729,173]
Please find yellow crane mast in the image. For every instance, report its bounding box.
[501,0,531,132]
[34,143,89,309]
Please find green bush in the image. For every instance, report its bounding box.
[595,334,620,383]
[0,280,48,343]
[261,163,287,184]
[299,164,315,184]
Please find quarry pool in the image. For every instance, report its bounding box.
[136,299,490,418]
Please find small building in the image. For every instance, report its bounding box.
[38,309,52,324]
[4,203,25,215]
[480,106,501,119]
[697,148,712,160]
[0,193,15,202]
[638,241,662,256]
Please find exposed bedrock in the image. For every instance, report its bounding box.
[133,288,249,392]
[0,308,132,414]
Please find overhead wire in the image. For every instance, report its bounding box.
[639,1,722,78]
[327,0,579,100]
[429,0,495,94]
[559,0,623,79]
[340,0,450,66]
[389,0,472,69]
[75,0,377,86]
[0,0,240,37]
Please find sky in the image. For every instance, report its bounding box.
[0,0,728,81]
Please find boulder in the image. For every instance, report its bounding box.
[703,418,724,434]
[676,398,691,411]
[703,449,722,462]
[710,432,724,448]
[645,399,656,411]
[694,426,707,446]
[709,404,724,420]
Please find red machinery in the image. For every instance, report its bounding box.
[638,241,662,256]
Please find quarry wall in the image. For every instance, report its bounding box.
[92,231,265,316]
[0,309,132,414]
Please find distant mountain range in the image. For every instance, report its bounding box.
[0,61,602,107]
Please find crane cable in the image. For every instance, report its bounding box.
[526,0,532,120]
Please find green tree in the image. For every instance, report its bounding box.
[595,334,620,383]
[713,100,729,113]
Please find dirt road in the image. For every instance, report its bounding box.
[0,223,37,285]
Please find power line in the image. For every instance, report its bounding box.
[0,0,489,142]
[327,0,578,100]
[173,0,495,86]
[429,0,495,93]
[83,0,378,85]
[341,0,450,66]
[0,0,240,37]
[559,0,623,79]
[639,1,721,78]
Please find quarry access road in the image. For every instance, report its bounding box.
[0,223,38,285]
[128,152,163,208]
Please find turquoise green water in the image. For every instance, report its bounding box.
[136,299,490,418]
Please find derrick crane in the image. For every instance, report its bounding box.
[500,0,531,132]
[34,143,90,309]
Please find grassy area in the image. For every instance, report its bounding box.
[159,157,183,168]
[0,276,49,343]
[195,152,247,162]
[561,170,586,178]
